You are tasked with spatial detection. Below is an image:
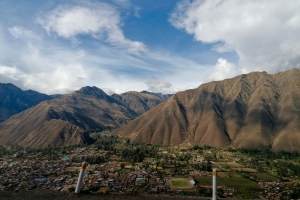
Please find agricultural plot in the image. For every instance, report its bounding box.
[193,176,260,189]
[213,162,231,169]
[193,176,216,187]
[218,177,260,189]
[233,168,257,173]
[193,176,225,187]
[249,173,278,181]
[226,162,242,168]
[217,172,240,178]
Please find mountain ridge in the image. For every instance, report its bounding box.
[0,86,171,148]
[0,83,53,122]
[112,68,300,152]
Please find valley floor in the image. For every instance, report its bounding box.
[1,136,300,199]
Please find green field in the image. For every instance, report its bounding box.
[170,179,193,189]
[214,162,231,168]
[193,176,260,189]
[171,180,190,187]
[249,173,278,181]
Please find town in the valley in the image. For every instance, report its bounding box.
[1,134,300,199]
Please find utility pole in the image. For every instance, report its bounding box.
[75,162,88,194]
[212,168,217,200]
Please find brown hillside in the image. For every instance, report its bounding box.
[112,69,300,152]
[0,86,138,148]
[111,91,171,115]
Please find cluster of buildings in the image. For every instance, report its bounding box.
[258,181,293,199]
[0,159,69,191]
[1,147,298,199]
[0,158,196,195]
[83,167,174,194]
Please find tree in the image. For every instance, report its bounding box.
[120,163,125,170]
[126,138,130,145]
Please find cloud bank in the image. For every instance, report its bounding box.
[38,2,147,53]
[170,0,300,73]
[2,0,299,96]
[145,77,177,94]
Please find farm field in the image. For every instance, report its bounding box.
[226,162,242,168]
[1,135,300,199]
[249,173,278,181]
[233,168,258,172]
[193,176,260,189]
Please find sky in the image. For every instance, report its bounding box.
[0,0,299,95]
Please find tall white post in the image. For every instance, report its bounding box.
[75,162,88,194]
[212,168,217,200]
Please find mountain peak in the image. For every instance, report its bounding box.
[77,86,107,99]
[0,82,22,91]
[112,68,300,152]
[0,83,53,122]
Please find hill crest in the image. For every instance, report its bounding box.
[112,68,300,152]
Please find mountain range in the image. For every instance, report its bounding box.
[0,68,300,151]
[112,68,300,152]
[0,83,53,123]
[0,86,170,148]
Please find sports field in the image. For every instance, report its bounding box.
[169,179,194,189]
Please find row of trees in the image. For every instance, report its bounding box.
[121,145,159,163]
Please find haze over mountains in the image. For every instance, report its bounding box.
[113,68,300,152]
[0,86,170,148]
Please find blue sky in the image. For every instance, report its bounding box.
[0,0,299,94]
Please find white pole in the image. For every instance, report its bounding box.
[75,162,88,194]
[212,168,217,200]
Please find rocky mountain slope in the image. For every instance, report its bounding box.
[0,83,53,122]
[112,68,300,152]
[0,87,170,148]
[111,91,172,115]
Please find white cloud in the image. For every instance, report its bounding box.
[170,0,300,73]
[38,2,147,53]
[102,88,115,95]
[212,43,234,53]
[0,65,23,80]
[145,77,177,94]
[207,58,239,82]
[0,1,211,95]
[0,56,88,94]
[8,26,40,40]
[0,66,26,89]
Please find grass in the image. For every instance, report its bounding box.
[170,179,194,189]
[214,162,231,168]
[219,177,260,189]
[249,173,278,181]
[171,180,190,187]
[193,176,260,189]
[172,175,187,178]
[226,162,242,168]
